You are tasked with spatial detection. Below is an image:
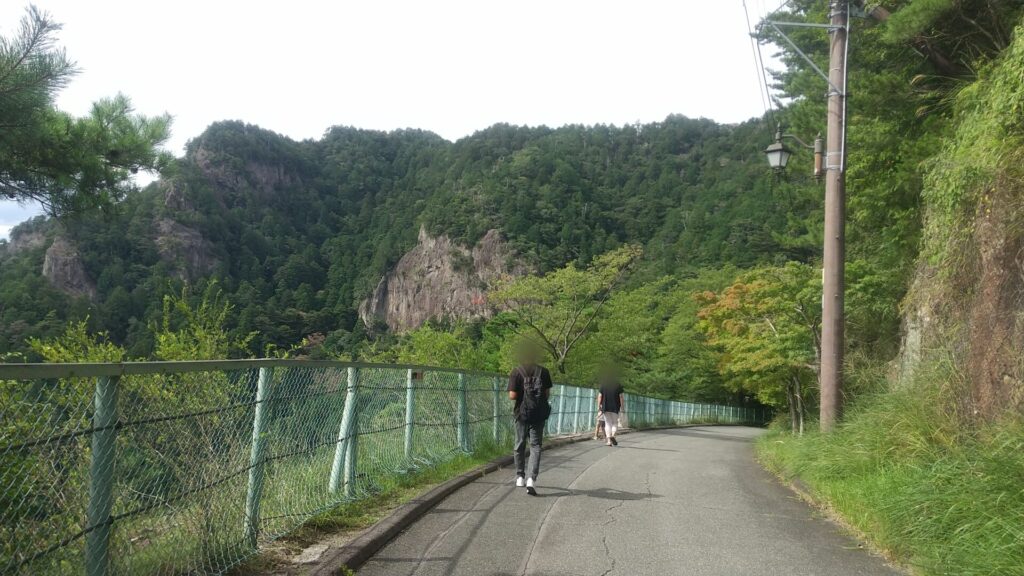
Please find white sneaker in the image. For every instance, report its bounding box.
[526,477,537,496]
[515,476,525,487]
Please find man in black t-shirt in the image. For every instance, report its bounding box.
[597,373,625,447]
[508,341,553,495]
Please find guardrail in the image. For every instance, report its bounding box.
[0,360,766,575]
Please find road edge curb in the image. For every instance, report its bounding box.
[309,430,602,576]
[309,423,753,575]
[760,462,911,575]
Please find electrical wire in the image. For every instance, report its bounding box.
[743,0,770,119]
[743,0,778,127]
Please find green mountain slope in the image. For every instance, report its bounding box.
[0,115,809,358]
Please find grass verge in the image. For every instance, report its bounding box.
[756,384,1024,576]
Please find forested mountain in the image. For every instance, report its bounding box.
[0,116,804,358]
[4,2,1023,571]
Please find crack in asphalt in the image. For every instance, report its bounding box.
[597,497,626,576]
[596,466,653,576]
[518,445,622,576]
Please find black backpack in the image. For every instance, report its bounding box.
[516,366,551,424]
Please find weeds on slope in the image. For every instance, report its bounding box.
[758,374,1024,575]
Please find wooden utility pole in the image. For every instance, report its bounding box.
[820,1,848,432]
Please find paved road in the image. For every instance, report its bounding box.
[358,427,902,576]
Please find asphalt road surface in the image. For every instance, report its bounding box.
[358,427,902,576]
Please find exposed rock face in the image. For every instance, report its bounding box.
[894,269,937,388]
[359,227,526,332]
[163,180,193,212]
[192,145,296,199]
[896,183,1024,417]
[42,236,96,300]
[155,218,217,281]
[7,227,46,254]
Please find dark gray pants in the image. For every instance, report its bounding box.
[514,419,544,480]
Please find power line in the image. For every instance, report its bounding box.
[755,25,778,124]
[743,0,777,126]
[743,0,769,117]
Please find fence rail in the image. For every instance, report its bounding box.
[0,360,766,575]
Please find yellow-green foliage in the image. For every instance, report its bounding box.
[27,320,124,363]
[153,283,254,361]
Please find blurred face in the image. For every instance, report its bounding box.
[517,341,541,365]
[599,363,619,381]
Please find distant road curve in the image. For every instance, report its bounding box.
[356,426,902,576]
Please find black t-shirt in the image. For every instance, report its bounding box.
[508,364,553,413]
[599,383,625,413]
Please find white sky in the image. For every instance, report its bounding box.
[0,0,785,240]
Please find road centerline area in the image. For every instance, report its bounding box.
[356,427,903,576]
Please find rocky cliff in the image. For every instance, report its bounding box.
[6,227,46,254]
[42,236,96,300]
[894,35,1024,419]
[359,227,526,332]
[154,218,217,282]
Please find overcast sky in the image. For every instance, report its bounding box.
[0,0,784,240]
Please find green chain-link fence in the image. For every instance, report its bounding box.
[0,360,767,575]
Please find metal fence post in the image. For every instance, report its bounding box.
[86,375,119,576]
[591,388,598,429]
[492,377,501,444]
[244,367,273,549]
[556,385,565,434]
[343,367,361,496]
[572,387,581,433]
[405,369,415,460]
[457,373,469,452]
[329,367,359,494]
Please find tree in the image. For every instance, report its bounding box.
[153,283,254,360]
[696,263,821,433]
[0,5,173,214]
[489,245,642,374]
[385,322,494,371]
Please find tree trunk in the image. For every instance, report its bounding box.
[786,382,798,434]
[792,375,805,436]
[556,357,567,375]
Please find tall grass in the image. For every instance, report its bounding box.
[758,365,1024,575]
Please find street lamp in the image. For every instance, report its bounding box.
[764,131,792,171]
[764,123,824,180]
[758,1,850,432]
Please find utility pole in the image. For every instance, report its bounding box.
[760,1,850,431]
[819,0,849,432]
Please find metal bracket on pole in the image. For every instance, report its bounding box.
[760,21,846,97]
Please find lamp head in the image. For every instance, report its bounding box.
[764,138,792,171]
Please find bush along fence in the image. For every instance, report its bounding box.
[0,359,767,575]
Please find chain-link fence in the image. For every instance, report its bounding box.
[0,360,767,575]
